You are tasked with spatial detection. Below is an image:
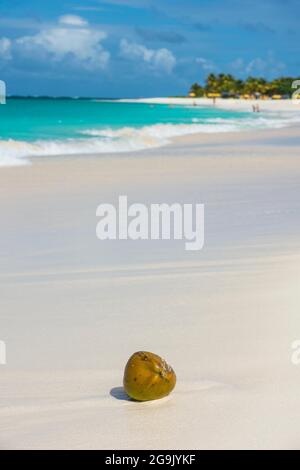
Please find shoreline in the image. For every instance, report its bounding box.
[9,123,300,169]
[1,118,300,170]
[1,97,300,169]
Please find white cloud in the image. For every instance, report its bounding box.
[120,39,176,73]
[0,37,12,60]
[246,58,266,74]
[59,15,88,26]
[196,57,215,71]
[246,57,285,75]
[14,16,110,70]
[230,54,286,76]
[230,58,244,71]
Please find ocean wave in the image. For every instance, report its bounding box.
[1,113,300,167]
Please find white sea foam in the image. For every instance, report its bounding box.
[1,112,300,167]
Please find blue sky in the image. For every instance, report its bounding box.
[0,0,299,97]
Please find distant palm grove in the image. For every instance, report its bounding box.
[189,74,300,98]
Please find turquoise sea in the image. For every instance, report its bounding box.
[0,98,297,167]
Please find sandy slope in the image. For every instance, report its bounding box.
[0,126,300,449]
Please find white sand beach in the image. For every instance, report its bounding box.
[0,124,300,449]
[121,96,300,113]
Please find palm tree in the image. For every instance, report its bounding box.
[189,82,205,97]
[205,73,219,93]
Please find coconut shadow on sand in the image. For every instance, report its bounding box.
[110,386,173,405]
[110,386,132,401]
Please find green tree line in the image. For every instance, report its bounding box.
[189,74,300,97]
